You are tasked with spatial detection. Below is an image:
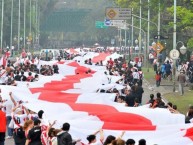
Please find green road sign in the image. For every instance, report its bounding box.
[95,21,108,28]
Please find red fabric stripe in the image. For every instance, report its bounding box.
[30,64,156,131]
[75,66,96,74]
[184,127,193,141]
[39,92,79,103]
[92,53,111,63]
[57,61,65,64]
[67,62,80,67]
[68,103,155,130]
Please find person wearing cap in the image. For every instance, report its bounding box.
[177,70,186,96]
[87,129,104,145]
[0,106,6,145]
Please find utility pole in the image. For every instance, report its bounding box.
[24,0,26,49]
[131,8,134,59]
[30,0,32,35]
[10,0,14,54]
[1,0,4,53]
[157,1,161,62]
[173,0,177,92]
[147,0,150,72]
[35,0,38,48]
[18,0,21,51]
[139,0,142,54]
[124,21,127,51]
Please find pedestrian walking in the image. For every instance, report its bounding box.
[177,70,186,96]
[155,71,161,87]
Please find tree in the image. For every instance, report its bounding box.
[187,38,193,51]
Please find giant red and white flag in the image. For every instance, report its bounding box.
[1,58,193,145]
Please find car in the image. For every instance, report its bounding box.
[39,49,60,61]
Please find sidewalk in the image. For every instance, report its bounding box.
[142,72,189,104]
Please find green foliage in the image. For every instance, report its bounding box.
[187,38,193,50]
[167,6,193,27]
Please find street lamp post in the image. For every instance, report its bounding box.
[179,45,187,55]
[131,8,134,50]
[173,0,177,92]
[171,41,186,92]
[18,0,21,52]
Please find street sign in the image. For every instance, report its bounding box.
[156,42,164,53]
[170,49,180,59]
[95,21,108,28]
[105,7,131,20]
[104,19,111,26]
[152,42,164,53]
[110,20,125,27]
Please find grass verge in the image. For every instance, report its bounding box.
[143,67,155,81]
[164,91,193,114]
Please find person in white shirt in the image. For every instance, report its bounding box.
[132,69,140,85]
[129,60,135,67]
[1,92,16,139]
[149,53,154,64]
[12,105,29,145]
[2,100,14,139]
[0,67,7,85]
[137,60,142,68]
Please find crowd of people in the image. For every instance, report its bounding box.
[0,52,60,86]
[0,49,192,145]
[0,89,192,145]
[151,56,193,95]
[0,91,149,145]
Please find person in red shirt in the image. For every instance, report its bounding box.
[0,108,6,145]
[21,49,27,58]
[108,58,114,69]
[26,72,34,82]
[5,50,11,58]
[155,71,161,87]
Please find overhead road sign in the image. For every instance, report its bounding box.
[105,7,131,20]
[95,21,108,29]
[104,19,111,26]
[110,20,125,27]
